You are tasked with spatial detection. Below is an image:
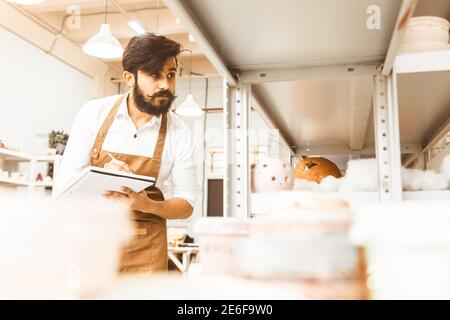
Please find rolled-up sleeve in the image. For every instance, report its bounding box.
[170,127,197,207]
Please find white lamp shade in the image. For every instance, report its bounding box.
[82,24,123,59]
[175,94,203,117]
[6,0,45,4]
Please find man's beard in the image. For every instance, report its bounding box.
[132,82,176,116]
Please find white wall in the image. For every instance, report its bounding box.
[0,26,93,155]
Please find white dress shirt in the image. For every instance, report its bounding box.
[53,93,197,207]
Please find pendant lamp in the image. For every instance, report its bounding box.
[175,50,203,117]
[82,0,123,59]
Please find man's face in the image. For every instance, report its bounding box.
[132,57,177,116]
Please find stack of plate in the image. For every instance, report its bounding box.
[234,194,368,299]
[193,217,250,276]
[399,16,450,53]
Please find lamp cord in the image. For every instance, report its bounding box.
[189,50,193,94]
[201,77,209,217]
[105,0,108,24]
[156,0,160,34]
[46,14,68,54]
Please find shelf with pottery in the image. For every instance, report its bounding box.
[251,191,379,215]
[403,190,450,201]
[394,16,449,174]
[251,189,450,216]
[394,49,450,197]
[0,148,62,191]
[394,49,450,74]
[0,177,55,188]
[0,148,61,162]
[0,177,29,187]
[0,174,56,189]
[395,48,450,163]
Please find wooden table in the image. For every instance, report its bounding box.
[167,245,199,275]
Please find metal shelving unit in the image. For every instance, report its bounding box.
[165,0,450,217]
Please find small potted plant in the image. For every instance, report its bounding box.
[49,130,69,155]
[47,130,69,179]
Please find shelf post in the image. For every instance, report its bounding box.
[223,80,232,218]
[224,82,251,218]
[52,156,62,182]
[28,158,37,196]
[373,75,403,203]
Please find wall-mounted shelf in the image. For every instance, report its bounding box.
[0,177,29,187]
[0,148,60,194]
[0,148,61,162]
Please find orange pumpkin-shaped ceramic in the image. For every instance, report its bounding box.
[294,157,342,183]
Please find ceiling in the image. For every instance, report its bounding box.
[184,0,403,70]
[15,0,218,76]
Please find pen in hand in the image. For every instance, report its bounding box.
[107,152,117,161]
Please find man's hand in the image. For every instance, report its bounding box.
[104,188,193,220]
[103,186,157,213]
[104,158,131,173]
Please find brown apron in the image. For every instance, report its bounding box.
[90,95,168,273]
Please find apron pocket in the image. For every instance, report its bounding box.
[120,221,154,268]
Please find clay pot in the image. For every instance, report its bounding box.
[294,157,342,183]
[251,158,294,193]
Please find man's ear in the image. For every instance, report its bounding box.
[123,71,135,88]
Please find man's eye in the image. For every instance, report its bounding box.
[167,72,176,79]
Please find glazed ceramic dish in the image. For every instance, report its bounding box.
[193,217,250,276]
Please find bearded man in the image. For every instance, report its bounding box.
[54,34,196,273]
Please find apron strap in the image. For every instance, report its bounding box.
[90,94,168,183]
[148,112,168,181]
[90,95,125,159]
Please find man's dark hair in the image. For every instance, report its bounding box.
[122,33,182,77]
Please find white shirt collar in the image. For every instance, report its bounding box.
[116,91,162,128]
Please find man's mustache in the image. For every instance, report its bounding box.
[148,91,176,100]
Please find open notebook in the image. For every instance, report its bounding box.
[58,166,155,198]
